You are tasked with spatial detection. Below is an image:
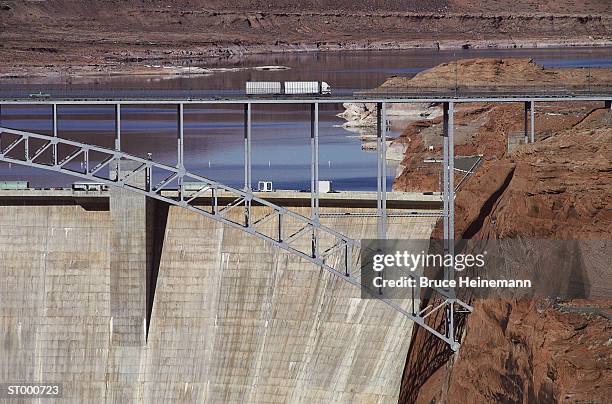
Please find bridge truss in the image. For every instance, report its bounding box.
[7,96,596,350]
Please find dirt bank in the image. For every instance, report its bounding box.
[389,59,612,403]
[401,109,612,404]
[0,1,611,77]
[391,101,607,191]
[381,57,612,89]
[382,58,612,192]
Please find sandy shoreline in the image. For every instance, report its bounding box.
[2,37,611,81]
[2,1,610,80]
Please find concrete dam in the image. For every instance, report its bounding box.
[0,189,439,402]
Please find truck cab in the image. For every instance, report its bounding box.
[321,82,332,95]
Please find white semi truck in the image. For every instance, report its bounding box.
[246,81,331,96]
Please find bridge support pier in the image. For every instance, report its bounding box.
[177,103,184,200]
[244,103,252,191]
[376,102,387,239]
[311,103,319,257]
[52,104,58,164]
[114,104,121,180]
[605,100,611,109]
[244,103,252,226]
[442,101,459,345]
[530,101,535,143]
[442,102,455,277]
[524,101,535,143]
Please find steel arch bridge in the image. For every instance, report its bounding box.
[2,95,611,350]
[0,100,500,350]
[0,124,469,350]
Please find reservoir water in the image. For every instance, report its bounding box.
[1,47,610,190]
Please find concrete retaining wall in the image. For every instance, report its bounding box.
[0,202,436,403]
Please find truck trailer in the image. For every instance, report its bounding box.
[246,81,331,96]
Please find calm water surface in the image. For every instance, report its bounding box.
[1,47,610,190]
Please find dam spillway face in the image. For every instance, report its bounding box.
[0,192,437,403]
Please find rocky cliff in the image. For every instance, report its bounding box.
[404,107,611,404]
[391,61,612,403]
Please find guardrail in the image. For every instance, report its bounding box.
[0,84,611,100]
[356,84,612,98]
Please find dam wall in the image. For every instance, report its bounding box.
[0,196,437,403]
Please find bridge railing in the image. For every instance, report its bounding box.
[1,84,611,100]
[357,83,612,98]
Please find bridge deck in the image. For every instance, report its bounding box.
[1,94,611,104]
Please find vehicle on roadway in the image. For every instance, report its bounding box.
[246,81,331,96]
[29,91,51,99]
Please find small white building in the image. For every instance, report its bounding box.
[318,180,332,193]
[257,181,273,192]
